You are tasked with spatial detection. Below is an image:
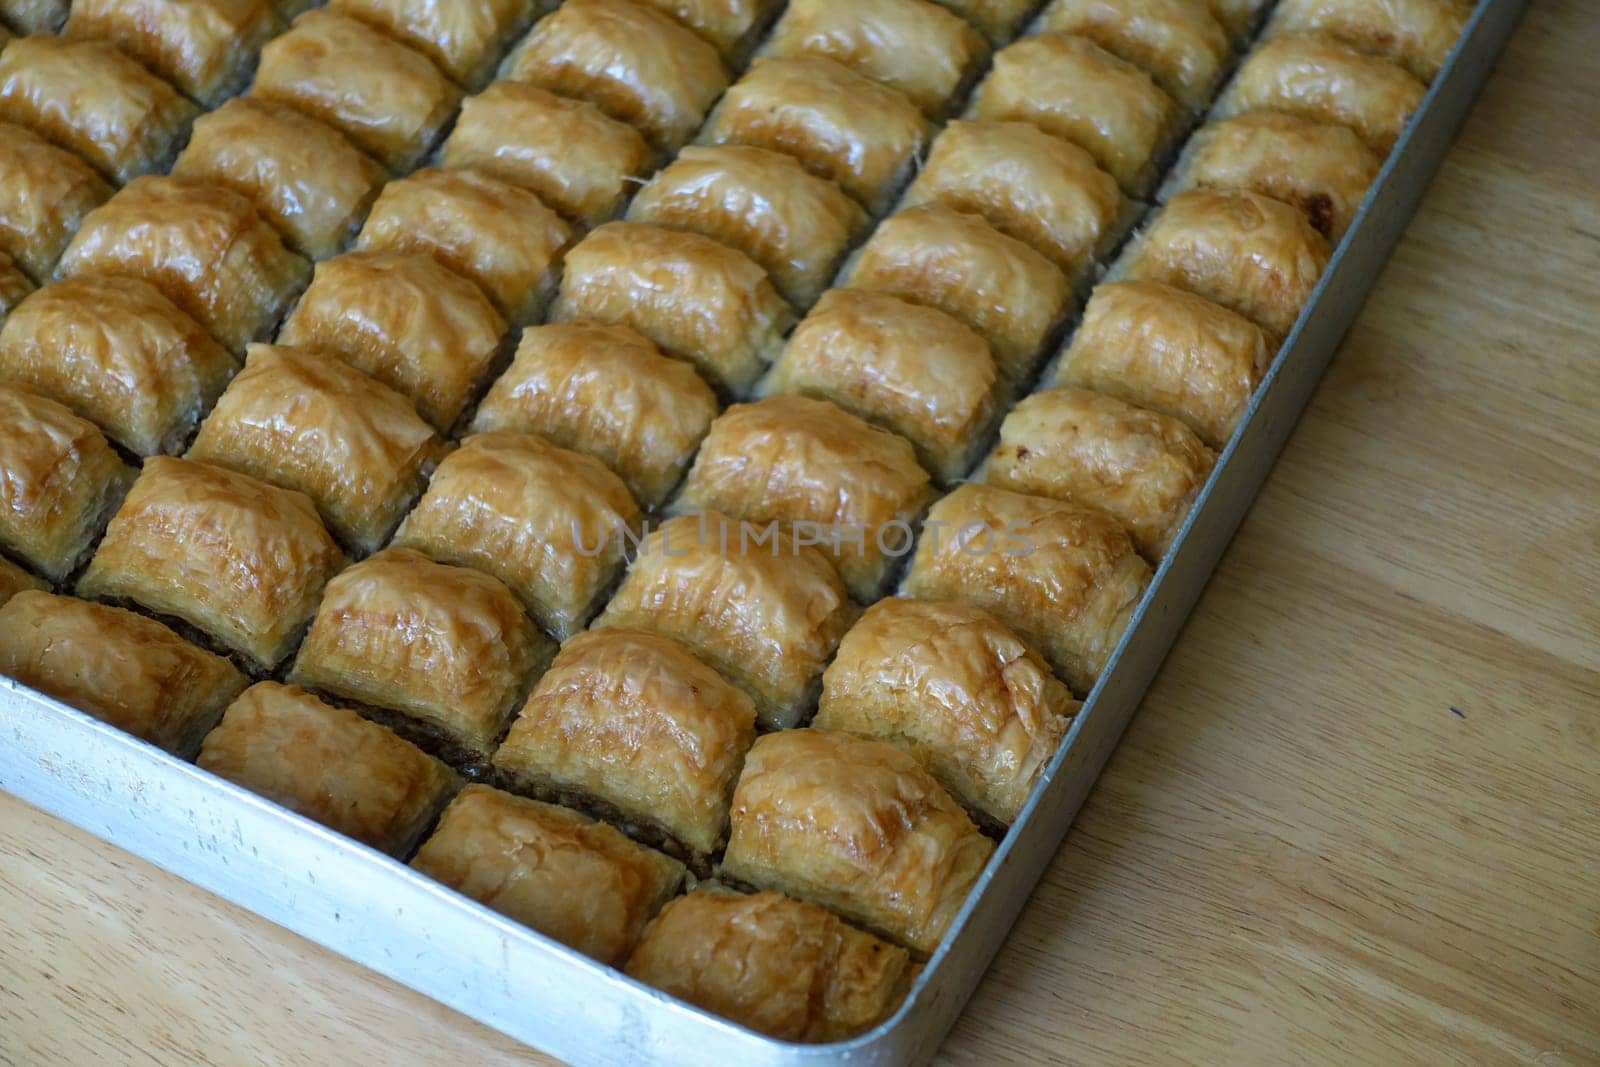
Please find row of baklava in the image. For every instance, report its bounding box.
[0,0,1475,1046]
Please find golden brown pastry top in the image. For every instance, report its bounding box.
[438,81,653,227]
[722,729,994,954]
[328,0,531,88]
[0,273,238,458]
[1177,110,1382,240]
[627,144,868,310]
[355,166,571,323]
[1125,189,1332,338]
[970,32,1177,196]
[198,681,458,854]
[64,0,282,106]
[926,0,1033,44]
[469,321,719,510]
[843,202,1073,385]
[764,0,988,118]
[0,121,110,284]
[392,430,641,640]
[186,344,443,555]
[0,379,133,580]
[0,36,196,184]
[411,783,686,965]
[704,55,930,214]
[1037,0,1230,112]
[0,555,45,607]
[674,395,935,601]
[172,96,389,262]
[902,483,1151,694]
[986,386,1217,560]
[252,8,461,171]
[494,628,757,857]
[901,119,1126,279]
[763,288,999,486]
[633,0,778,59]
[550,221,793,396]
[78,457,344,672]
[277,250,507,432]
[288,547,548,758]
[504,0,727,152]
[1052,279,1274,450]
[0,591,249,752]
[1220,34,1427,154]
[1269,0,1470,82]
[625,888,915,1042]
[592,511,855,730]
[58,175,311,357]
[817,597,1079,824]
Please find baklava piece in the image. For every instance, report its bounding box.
[411,784,686,965]
[841,203,1073,386]
[288,548,549,763]
[187,344,446,555]
[969,33,1179,197]
[986,387,1216,561]
[550,222,792,396]
[78,458,344,672]
[762,289,1000,486]
[927,0,1033,44]
[356,167,571,325]
[198,682,458,855]
[634,0,781,61]
[1118,189,1332,338]
[722,729,994,954]
[1169,111,1382,241]
[63,0,282,107]
[0,591,248,754]
[0,122,111,283]
[171,97,389,262]
[674,396,935,601]
[328,0,538,89]
[627,145,867,310]
[1051,280,1274,450]
[503,0,727,152]
[0,382,135,581]
[762,0,988,119]
[470,322,718,510]
[1216,34,1427,154]
[902,483,1150,694]
[592,512,855,730]
[57,176,311,356]
[252,9,460,172]
[0,37,197,185]
[0,249,29,323]
[817,597,1079,825]
[625,888,915,1042]
[0,556,45,606]
[1035,0,1231,113]
[702,56,930,216]
[899,119,1130,285]
[1268,0,1471,83]
[277,250,507,432]
[437,82,652,228]
[494,629,757,860]
[0,275,237,457]
[391,431,641,641]
[0,0,67,35]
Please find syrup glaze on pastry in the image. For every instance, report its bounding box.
[328,0,535,89]
[1268,0,1470,82]
[634,0,783,60]
[1035,0,1231,112]
[0,121,110,284]
[64,0,282,106]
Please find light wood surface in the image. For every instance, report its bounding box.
[3,4,1598,1064]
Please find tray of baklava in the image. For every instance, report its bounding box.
[0,0,1520,1063]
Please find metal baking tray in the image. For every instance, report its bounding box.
[0,3,1525,1063]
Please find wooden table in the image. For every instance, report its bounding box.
[3,4,1597,1063]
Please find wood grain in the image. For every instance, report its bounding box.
[3,3,1598,1064]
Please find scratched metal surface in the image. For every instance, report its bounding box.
[0,3,1526,1063]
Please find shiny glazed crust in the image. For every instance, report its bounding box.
[0,122,111,284]
[64,0,282,106]
[1035,0,1231,112]
[328,0,536,88]
[1268,0,1471,82]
